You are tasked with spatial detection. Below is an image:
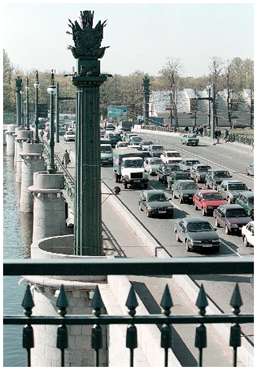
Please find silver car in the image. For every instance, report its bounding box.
[174,217,220,253]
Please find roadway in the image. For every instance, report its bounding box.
[55,134,254,345]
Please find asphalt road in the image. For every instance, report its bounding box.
[56,136,254,341]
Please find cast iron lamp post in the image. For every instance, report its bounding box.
[143,74,150,125]
[34,71,40,143]
[25,77,30,130]
[67,10,109,256]
[47,70,56,174]
[15,76,23,126]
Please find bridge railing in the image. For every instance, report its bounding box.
[4,257,254,367]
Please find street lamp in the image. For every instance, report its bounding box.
[47,70,56,174]
[25,77,30,130]
[34,71,40,142]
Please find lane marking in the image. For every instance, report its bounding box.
[143,132,253,183]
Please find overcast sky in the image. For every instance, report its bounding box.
[2,1,254,77]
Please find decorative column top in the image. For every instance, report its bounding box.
[67,10,109,61]
[16,76,23,92]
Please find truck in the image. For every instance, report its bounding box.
[113,148,149,189]
[117,121,133,132]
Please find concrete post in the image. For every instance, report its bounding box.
[5,125,17,156]
[20,143,46,213]
[15,129,33,183]
[28,171,66,243]
[28,234,108,367]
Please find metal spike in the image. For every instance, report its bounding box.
[22,285,34,316]
[91,286,104,314]
[160,284,173,315]
[56,285,69,316]
[196,284,208,315]
[125,286,138,315]
[230,283,243,315]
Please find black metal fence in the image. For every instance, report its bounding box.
[4,257,254,367]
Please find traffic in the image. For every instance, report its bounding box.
[97,123,254,257]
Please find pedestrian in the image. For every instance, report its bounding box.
[199,126,203,136]
[185,126,189,132]
[62,150,71,168]
[224,128,229,142]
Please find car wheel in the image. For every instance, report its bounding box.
[124,182,128,189]
[143,183,148,189]
[225,225,230,235]
[175,231,181,242]
[214,218,219,227]
[179,196,183,204]
[194,203,198,210]
[243,236,249,247]
[202,207,206,216]
[186,240,192,252]
[146,209,151,218]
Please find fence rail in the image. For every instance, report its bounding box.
[4,257,254,367]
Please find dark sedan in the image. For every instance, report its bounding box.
[138,190,174,217]
[157,164,181,184]
[213,204,252,234]
[191,164,212,183]
[174,217,220,253]
[205,170,232,189]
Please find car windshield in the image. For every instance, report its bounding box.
[187,222,213,232]
[152,146,163,150]
[198,166,211,172]
[118,142,127,147]
[131,137,142,143]
[176,173,189,179]
[148,193,167,202]
[184,160,200,166]
[166,165,180,172]
[181,182,197,190]
[167,152,180,157]
[228,183,247,190]
[203,193,223,200]
[101,146,112,153]
[248,197,254,205]
[124,159,143,168]
[151,159,162,165]
[226,209,247,217]
[142,141,153,145]
[214,171,231,178]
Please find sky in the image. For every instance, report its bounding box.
[1,1,255,77]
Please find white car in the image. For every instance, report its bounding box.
[116,141,128,149]
[160,150,182,164]
[242,221,254,247]
[144,157,163,175]
[64,130,75,142]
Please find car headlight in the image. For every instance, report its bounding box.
[212,239,220,244]
[167,206,173,210]
[147,206,153,211]
[230,223,238,228]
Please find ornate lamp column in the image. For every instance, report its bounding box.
[25,77,30,130]
[16,76,23,126]
[67,10,109,256]
[34,71,40,143]
[143,74,150,125]
[47,70,56,174]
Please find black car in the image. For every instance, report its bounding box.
[138,190,174,217]
[157,164,181,184]
[191,164,212,183]
[205,169,232,189]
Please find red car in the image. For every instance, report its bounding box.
[193,189,226,216]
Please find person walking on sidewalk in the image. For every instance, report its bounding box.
[62,150,71,168]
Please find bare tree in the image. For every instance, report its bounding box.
[209,57,224,129]
[159,58,182,130]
